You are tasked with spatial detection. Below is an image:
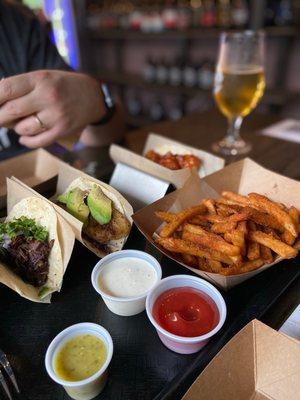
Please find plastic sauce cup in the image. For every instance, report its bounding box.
[146,275,227,354]
[91,250,162,316]
[45,323,113,400]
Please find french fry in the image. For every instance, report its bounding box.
[247,241,260,260]
[249,231,297,259]
[198,257,212,272]
[155,211,175,222]
[260,244,274,263]
[191,214,224,224]
[224,230,245,249]
[156,237,237,265]
[244,207,283,232]
[248,193,297,237]
[202,199,217,214]
[221,191,251,207]
[289,206,299,225]
[237,221,248,234]
[237,259,265,274]
[281,230,296,246]
[183,224,241,256]
[211,221,237,234]
[206,259,223,273]
[181,253,199,268]
[159,204,206,238]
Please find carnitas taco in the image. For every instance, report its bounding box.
[57,177,132,256]
[0,197,64,301]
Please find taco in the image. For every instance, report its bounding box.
[57,177,132,256]
[0,197,64,301]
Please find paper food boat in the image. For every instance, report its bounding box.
[133,158,300,290]
[13,160,134,258]
[181,319,300,400]
[110,133,224,188]
[0,178,75,303]
[0,149,59,209]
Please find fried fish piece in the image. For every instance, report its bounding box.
[84,207,131,244]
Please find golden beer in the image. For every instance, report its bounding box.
[214,68,265,118]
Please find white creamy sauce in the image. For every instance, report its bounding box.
[98,257,157,298]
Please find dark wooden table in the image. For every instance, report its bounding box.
[0,109,299,400]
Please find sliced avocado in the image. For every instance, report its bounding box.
[57,192,69,204]
[66,188,90,223]
[87,185,112,225]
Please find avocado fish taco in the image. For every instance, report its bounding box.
[0,197,64,302]
[57,177,132,257]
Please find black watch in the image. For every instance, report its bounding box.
[92,83,116,126]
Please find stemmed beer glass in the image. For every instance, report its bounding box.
[212,31,265,156]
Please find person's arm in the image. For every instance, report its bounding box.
[0,2,126,148]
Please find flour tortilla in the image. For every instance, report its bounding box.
[60,177,132,256]
[1,197,64,301]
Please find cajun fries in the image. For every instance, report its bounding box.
[155,191,300,276]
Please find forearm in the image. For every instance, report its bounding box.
[79,100,127,147]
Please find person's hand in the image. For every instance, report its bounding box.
[0,70,105,148]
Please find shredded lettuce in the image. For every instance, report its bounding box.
[0,217,48,242]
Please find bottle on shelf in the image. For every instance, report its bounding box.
[169,57,183,86]
[182,62,198,87]
[149,98,166,121]
[231,0,249,28]
[197,60,214,89]
[156,59,169,84]
[217,0,231,28]
[126,92,143,117]
[144,57,157,82]
[274,0,294,26]
[200,0,217,27]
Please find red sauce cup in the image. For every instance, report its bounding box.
[146,275,227,354]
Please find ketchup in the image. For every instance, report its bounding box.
[152,287,219,337]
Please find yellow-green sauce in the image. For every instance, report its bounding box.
[53,334,107,382]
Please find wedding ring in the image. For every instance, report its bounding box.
[35,114,45,131]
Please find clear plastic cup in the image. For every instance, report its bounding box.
[146,275,227,354]
[91,250,162,316]
[45,323,113,400]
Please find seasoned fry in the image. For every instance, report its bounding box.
[211,221,237,234]
[181,253,199,268]
[260,244,273,263]
[247,241,260,260]
[202,199,216,214]
[248,193,297,236]
[281,230,296,246]
[221,191,251,207]
[206,259,223,273]
[224,230,245,249]
[155,211,175,222]
[244,207,283,231]
[237,220,248,234]
[289,206,299,225]
[249,231,297,259]
[183,224,241,256]
[156,237,236,265]
[159,204,206,238]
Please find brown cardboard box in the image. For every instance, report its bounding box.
[133,158,300,290]
[0,149,59,208]
[181,319,300,400]
[110,133,224,188]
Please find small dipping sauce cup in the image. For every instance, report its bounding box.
[146,275,226,354]
[45,323,113,400]
[91,250,162,316]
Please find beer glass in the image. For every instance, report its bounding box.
[212,31,265,155]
